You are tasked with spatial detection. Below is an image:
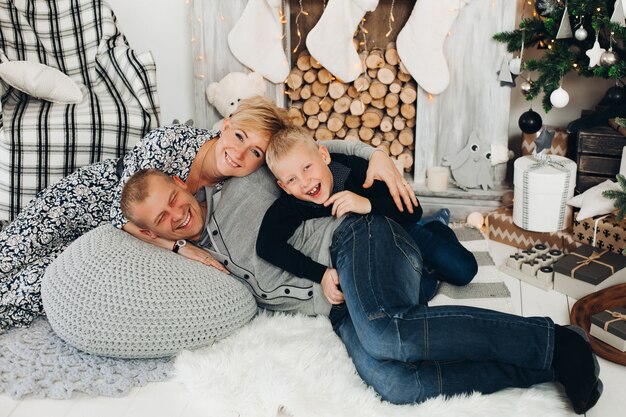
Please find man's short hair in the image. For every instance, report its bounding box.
[266,126,319,175]
[120,168,172,228]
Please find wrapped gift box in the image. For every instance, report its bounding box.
[573,214,626,255]
[522,126,569,156]
[553,244,626,299]
[513,155,577,233]
[487,208,580,252]
[590,307,626,352]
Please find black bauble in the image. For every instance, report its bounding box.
[518,110,543,134]
[605,86,626,105]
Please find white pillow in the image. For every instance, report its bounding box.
[567,180,621,221]
[0,60,82,103]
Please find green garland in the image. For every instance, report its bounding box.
[493,0,626,112]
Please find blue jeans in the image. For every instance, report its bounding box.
[329,215,556,404]
[402,221,478,302]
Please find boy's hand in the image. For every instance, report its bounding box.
[323,191,371,218]
[179,243,230,274]
[363,150,418,213]
[321,268,344,305]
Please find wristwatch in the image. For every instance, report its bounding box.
[172,239,187,253]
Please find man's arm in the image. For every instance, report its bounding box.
[256,199,327,283]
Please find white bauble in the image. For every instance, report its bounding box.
[575,27,588,41]
[508,57,522,75]
[466,212,484,229]
[550,87,570,108]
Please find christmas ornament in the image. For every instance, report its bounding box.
[508,57,522,75]
[605,85,626,104]
[466,212,484,229]
[600,49,618,67]
[585,33,606,68]
[534,0,559,17]
[550,86,569,108]
[306,0,380,83]
[574,26,588,41]
[520,80,532,96]
[497,56,517,87]
[518,109,543,134]
[556,5,573,39]
[396,0,463,94]
[611,0,626,27]
[534,128,555,154]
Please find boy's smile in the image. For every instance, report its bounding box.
[274,143,334,205]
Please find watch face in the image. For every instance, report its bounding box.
[177,239,187,247]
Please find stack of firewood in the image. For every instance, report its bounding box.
[285,42,416,172]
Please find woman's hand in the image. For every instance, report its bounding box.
[363,150,418,213]
[178,243,229,274]
[321,268,344,305]
[324,191,371,217]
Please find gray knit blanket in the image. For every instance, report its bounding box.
[0,318,173,399]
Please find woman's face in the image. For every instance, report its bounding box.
[212,121,270,178]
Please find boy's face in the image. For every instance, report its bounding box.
[132,175,206,241]
[212,120,269,178]
[274,143,334,204]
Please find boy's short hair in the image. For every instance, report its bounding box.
[266,126,319,174]
[120,168,172,228]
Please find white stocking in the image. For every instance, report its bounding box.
[305,0,379,82]
[396,0,462,95]
[228,0,289,84]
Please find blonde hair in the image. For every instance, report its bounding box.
[120,168,172,228]
[266,126,319,175]
[227,95,292,139]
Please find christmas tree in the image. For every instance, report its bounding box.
[494,0,626,115]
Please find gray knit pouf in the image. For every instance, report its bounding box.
[42,224,257,359]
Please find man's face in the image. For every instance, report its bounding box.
[211,120,270,178]
[132,175,206,241]
[274,143,334,205]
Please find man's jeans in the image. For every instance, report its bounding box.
[329,215,556,404]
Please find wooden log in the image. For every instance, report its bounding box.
[286,68,304,90]
[397,61,412,82]
[287,105,305,127]
[386,105,400,117]
[361,107,384,128]
[393,116,406,131]
[335,126,347,139]
[300,84,312,100]
[303,69,317,84]
[389,79,402,94]
[400,103,416,119]
[353,74,371,93]
[370,98,386,110]
[306,115,320,130]
[311,80,328,97]
[317,68,333,84]
[327,112,346,133]
[367,68,379,78]
[369,80,388,99]
[399,128,415,146]
[384,93,399,109]
[296,52,312,71]
[365,48,385,69]
[384,42,399,66]
[376,142,391,155]
[358,126,375,141]
[383,130,398,142]
[406,117,416,128]
[347,85,360,98]
[328,81,347,99]
[349,99,366,116]
[315,126,333,141]
[286,88,301,101]
[361,91,373,104]
[390,139,404,156]
[317,111,329,123]
[377,64,397,85]
[380,115,393,132]
[333,96,351,114]
[303,96,321,116]
[310,56,322,69]
[319,96,334,113]
[400,84,417,104]
[345,114,361,128]
[398,150,414,170]
[371,132,383,147]
[345,128,360,141]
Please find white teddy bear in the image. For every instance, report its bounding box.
[206,71,267,130]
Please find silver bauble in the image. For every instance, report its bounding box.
[574,27,588,41]
[600,50,618,67]
[520,81,532,96]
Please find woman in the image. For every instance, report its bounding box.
[0,96,415,331]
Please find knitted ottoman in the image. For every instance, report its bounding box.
[41,224,257,358]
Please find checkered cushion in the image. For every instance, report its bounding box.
[0,0,160,221]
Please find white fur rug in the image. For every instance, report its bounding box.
[175,312,574,417]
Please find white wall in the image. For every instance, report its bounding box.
[106,0,613,137]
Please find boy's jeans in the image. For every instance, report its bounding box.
[329,214,555,404]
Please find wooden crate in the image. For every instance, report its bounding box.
[575,125,626,192]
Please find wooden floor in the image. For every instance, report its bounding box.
[0,239,623,417]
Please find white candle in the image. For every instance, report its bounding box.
[426,166,449,192]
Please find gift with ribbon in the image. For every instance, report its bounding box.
[590,306,626,352]
[573,213,626,255]
[553,244,626,299]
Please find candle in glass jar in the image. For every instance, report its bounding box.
[427,166,449,192]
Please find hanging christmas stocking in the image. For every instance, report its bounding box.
[305,0,379,82]
[396,0,462,95]
[228,0,289,84]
